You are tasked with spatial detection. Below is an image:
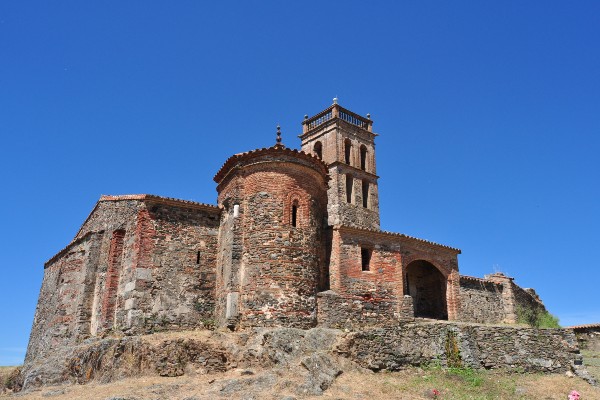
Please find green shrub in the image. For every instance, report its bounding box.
[517,306,560,328]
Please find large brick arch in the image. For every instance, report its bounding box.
[399,243,461,321]
[404,259,447,320]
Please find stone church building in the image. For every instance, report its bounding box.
[26,101,547,363]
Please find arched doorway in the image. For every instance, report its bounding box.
[405,260,447,320]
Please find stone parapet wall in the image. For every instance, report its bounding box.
[459,276,505,324]
[316,290,399,329]
[335,322,581,373]
[512,284,548,319]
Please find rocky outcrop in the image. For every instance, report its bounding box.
[19,322,594,394]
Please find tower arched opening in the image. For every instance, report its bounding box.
[344,138,352,165]
[313,141,323,159]
[360,144,367,170]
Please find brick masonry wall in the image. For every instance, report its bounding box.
[329,229,403,304]
[329,227,461,321]
[459,277,505,324]
[337,322,581,373]
[398,236,461,320]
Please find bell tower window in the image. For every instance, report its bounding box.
[362,180,369,208]
[314,141,322,159]
[346,175,353,203]
[344,139,352,165]
[360,145,367,171]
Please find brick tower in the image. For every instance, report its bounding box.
[299,99,380,230]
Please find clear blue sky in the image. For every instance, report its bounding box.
[1,2,599,366]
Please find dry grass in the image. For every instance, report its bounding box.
[1,366,598,400]
[0,367,19,394]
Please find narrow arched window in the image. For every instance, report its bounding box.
[314,141,323,159]
[344,139,352,165]
[362,180,369,208]
[361,248,372,271]
[291,201,298,227]
[360,145,367,171]
[346,175,353,203]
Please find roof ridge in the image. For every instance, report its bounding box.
[99,194,218,209]
[213,145,328,183]
[566,323,600,330]
[334,224,461,252]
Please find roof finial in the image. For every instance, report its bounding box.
[333,96,338,105]
[274,124,285,148]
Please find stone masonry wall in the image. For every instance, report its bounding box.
[330,163,380,230]
[26,196,221,367]
[513,283,548,321]
[25,232,102,364]
[482,272,548,324]
[131,200,220,333]
[459,276,505,324]
[26,199,145,365]
[214,172,246,328]
[317,290,413,330]
[337,322,581,373]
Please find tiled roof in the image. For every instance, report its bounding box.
[566,323,600,330]
[334,225,461,253]
[213,145,329,183]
